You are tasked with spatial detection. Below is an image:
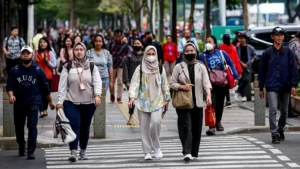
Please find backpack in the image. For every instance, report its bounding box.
[5,36,22,50]
[66,62,95,76]
[139,63,163,91]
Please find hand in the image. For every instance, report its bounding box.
[206,95,212,106]
[291,87,296,96]
[56,104,63,110]
[9,96,16,104]
[49,102,55,110]
[180,84,194,91]
[128,98,135,108]
[95,95,101,107]
[126,83,130,89]
[109,81,114,91]
[259,91,264,99]
[5,52,11,56]
[239,74,242,79]
[234,80,238,86]
[164,101,169,112]
[241,62,248,69]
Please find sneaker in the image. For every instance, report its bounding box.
[234,93,241,101]
[68,151,77,162]
[272,135,280,144]
[206,128,216,136]
[79,149,88,160]
[224,102,232,108]
[110,94,115,103]
[216,122,224,131]
[279,131,285,141]
[19,146,26,157]
[242,97,247,102]
[144,153,152,160]
[117,98,122,103]
[154,148,163,159]
[27,153,35,160]
[184,154,193,162]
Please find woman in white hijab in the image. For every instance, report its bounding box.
[128,46,171,160]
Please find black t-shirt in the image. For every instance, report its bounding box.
[187,64,197,107]
[240,46,248,63]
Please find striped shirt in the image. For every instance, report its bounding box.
[3,36,25,60]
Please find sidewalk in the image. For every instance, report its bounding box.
[1,87,300,149]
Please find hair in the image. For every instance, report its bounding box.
[114,29,123,35]
[38,37,51,52]
[207,35,218,48]
[73,35,82,42]
[93,34,106,49]
[37,26,44,33]
[145,32,152,36]
[166,35,172,39]
[63,36,74,61]
[133,38,143,46]
[11,26,18,31]
[132,29,137,32]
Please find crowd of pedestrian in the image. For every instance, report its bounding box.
[3,25,300,162]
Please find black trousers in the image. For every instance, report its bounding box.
[128,97,135,115]
[6,58,19,74]
[14,104,39,153]
[225,88,230,102]
[212,85,227,125]
[176,107,203,157]
[40,79,51,111]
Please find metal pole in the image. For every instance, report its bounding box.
[218,0,226,26]
[183,0,186,31]
[254,74,265,126]
[256,0,260,27]
[3,86,15,137]
[27,2,34,44]
[94,83,106,138]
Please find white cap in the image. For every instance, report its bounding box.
[21,45,33,53]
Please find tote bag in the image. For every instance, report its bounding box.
[205,106,216,126]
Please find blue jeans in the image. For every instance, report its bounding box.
[14,104,39,153]
[102,77,109,94]
[63,101,96,150]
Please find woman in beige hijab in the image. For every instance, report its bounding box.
[128,46,171,160]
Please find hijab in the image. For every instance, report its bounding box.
[141,45,159,102]
[183,42,199,65]
[72,42,89,69]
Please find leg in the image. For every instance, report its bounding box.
[79,104,96,150]
[268,92,279,132]
[116,68,123,100]
[26,105,39,153]
[169,61,176,76]
[5,58,14,74]
[14,105,26,148]
[163,62,170,77]
[237,79,249,97]
[215,86,227,124]
[63,101,81,150]
[150,108,162,149]
[176,109,192,155]
[138,110,152,154]
[190,107,203,158]
[101,77,109,94]
[110,69,118,102]
[278,92,290,132]
[225,88,230,103]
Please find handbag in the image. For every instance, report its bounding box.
[50,68,60,92]
[204,53,228,87]
[205,106,216,126]
[172,63,193,109]
[219,50,235,89]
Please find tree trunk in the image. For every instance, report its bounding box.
[158,0,164,42]
[189,0,196,32]
[242,0,248,29]
[171,0,177,43]
[205,0,211,38]
[69,0,75,30]
[127,14,132,30]
[135,10,141,31]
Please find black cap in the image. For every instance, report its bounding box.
[272,27,285,35]
[237,32,247,39]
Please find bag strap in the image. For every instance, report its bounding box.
[203,53,211,72]
[179,63,191,84]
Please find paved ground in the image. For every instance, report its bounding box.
[1,134,300,169]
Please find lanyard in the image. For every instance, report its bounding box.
[76,67,84,82]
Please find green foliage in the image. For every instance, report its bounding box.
[297,84,300,96]
[198,41,204,53]
[212,0,269,10]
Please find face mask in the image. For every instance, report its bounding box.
[185,54,196,61]
[147,38,152,43]
[205,43,214,51]
[133,46,142,51]
[185,36,191,39]
[21,59,32,65]
[146,56,156,63]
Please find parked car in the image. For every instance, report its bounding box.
[238,25,300,73]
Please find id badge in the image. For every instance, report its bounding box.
[79,82,85,90]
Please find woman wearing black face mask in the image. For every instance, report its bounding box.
[122,39,144,125]
[170,42,212,161]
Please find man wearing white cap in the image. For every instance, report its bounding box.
[6,45,55,159]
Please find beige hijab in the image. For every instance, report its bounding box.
[141,46,159,102]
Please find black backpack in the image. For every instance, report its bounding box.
[66,62,95,76]
[5,36,22,50]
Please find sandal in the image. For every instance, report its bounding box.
[39,111,45,118]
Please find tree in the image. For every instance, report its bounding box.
[286,0,300,23]
[241,0,248,29]
[188,0,196,32]
[171,0,177,43]
[204,0,211,38]
[158,0,164,42]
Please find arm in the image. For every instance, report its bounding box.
[161,67,171,101]
[258,51,267,91]
[233,49,243,74]
[57,67,68,104]
[178,39,184,54]
[20,38,25,48]
[107,51,114,83]
[60,48,66,63]
[2,38,9,55]
[6,69,14,97]
[222,51,239,79]
[174,43,180,57]
[198,53,205,63]
[122,56,129,85]
[39,69,51,98]
[249,45,259,61]
[201,64,212,92]
[169,65,181,91]
[289,49,299,88]
[47,51,57,69]
[92,66,102,96]
[128,66,141,99]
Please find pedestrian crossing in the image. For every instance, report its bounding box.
[44,136,298,169]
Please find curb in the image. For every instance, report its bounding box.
[227,126,300,134]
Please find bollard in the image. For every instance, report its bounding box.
[94,83,106,138]
[254,74,265,126]
[3,86,15,137]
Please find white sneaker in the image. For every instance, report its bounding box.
[184,154,193,162]
[144,153,152,160]
[242,97,247,102]
[154,148,163,159]
[234,93,241,101]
